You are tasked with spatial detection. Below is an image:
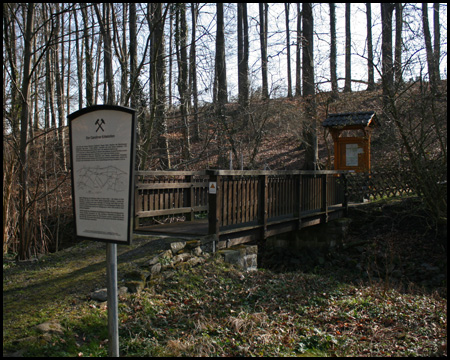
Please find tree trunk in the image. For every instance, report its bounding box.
[3,3,20,137]
[433,3,440,82]
[343,3,351,93]
[259,3,269,99]
[73,6,83,108]
[94,3,115,105]
[422,3,437,93]
[18,3,35,260]
[129,3,137,109]
[113,4,128,106]
[394,3,403,86]
[54,3,66,170]
[295,3,302,96]
[190,3,200,140]
[152,3,171,169]
[238,3,249,108]
[366,3,375,91]
[81,4,94,106]
[285,3,292,98]
[381,3,395,106]
[175,3,191,160]
[329,3,338,97]
[302,3,317,170]
[214,3,229,167]
[214,3,227,106]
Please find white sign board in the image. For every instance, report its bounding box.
[69,105,136,245]
[345,143,363,167]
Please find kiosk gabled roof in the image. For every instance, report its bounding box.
[322,111,377,128]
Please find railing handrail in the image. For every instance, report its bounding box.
[136,170,208,176]
[207,169,347,176]
[136,169,347,177]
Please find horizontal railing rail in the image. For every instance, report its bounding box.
[134,171,209,229]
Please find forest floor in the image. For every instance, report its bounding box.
[3,196,447,357]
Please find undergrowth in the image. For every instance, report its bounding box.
[3,248,447,357]
[3,198,447,357]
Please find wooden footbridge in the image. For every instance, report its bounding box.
[134,170,350,250]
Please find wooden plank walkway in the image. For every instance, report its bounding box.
[134,170,348,249]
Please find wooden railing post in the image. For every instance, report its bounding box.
[342,173,349,216]
[134,175,140,230]
[185,175,194,221]
[258,175,268,239]
[322,174,329,223]
[208,172,221,237]
[296,173,303,229]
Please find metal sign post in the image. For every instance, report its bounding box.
[106,243,119,357]
[69,105,136,357]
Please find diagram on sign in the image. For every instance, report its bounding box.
[77,166,127,194]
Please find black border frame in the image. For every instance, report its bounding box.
[68,105,136,245]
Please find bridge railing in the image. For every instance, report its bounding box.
[134,170,347,237]
[207,170,347,239]
[134,171,208,229]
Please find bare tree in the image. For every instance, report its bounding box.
[18,3,35,260]
[189,3,200,140]
[259,3,269,99]
[214,3,227,106]
[94,3,115,105]
[366,3,375,91]
[151,3,171,169]
[54,4,67,169]
[381,3,395,106]
[433,3,441,82]
[344,3,352,93]
[394,3,403,86]
[237,3,249,108]
[422,3,438,93]
[73,6,83,109]
[175,3,191,160]
[81,4,94,106]
[302,3,317,170]
[285,3,292,98]
[329,3,338,97]
[129,4,137,109]
[295,3,302,96]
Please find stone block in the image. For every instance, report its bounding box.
[240,254,257,271]
[125,280,145,293]
[170,241,186,254]
[217,249,240,265]
[35,321,64,336]
[172,252,192,265]
[217,245,258,271]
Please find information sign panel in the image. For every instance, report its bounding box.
[69,105,136,245]
[345,143,363,167]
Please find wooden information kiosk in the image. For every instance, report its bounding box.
[323,111,377,173]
